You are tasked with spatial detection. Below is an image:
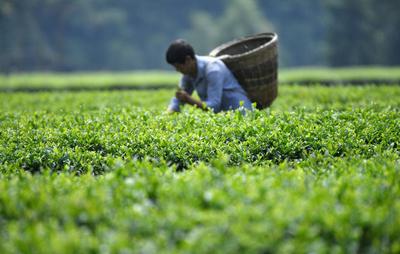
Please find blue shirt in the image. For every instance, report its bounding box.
[168,55,253,113]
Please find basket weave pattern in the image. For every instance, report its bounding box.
[209,33,278,109]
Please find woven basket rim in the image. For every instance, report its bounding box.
[209,32,278,60]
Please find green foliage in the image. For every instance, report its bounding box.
[279,66,400,83]
[0,80,399,253]
[0,71,179,90]
[0,156,399,253]
[2,67,400,91]
[1,104,398,174]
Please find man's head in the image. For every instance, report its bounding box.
[166,39,197,76]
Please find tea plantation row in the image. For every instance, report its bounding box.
[2,85,399,113]
[1,105,398,174]
[1,67,400,90]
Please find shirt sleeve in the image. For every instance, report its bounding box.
[204,63,224,112]
[167,75,194,112]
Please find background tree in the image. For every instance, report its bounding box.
[182,0,274,55]
[259,0,327,66]
[325,0,400,66]
[0,0,399,71]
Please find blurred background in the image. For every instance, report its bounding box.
[0,0,399,72]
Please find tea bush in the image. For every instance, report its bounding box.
[1,104,398,174]
[0,156,399,253]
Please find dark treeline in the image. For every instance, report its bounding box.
[0,0,399,72]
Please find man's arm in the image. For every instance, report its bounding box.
[174,67,224,112]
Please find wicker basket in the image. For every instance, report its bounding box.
[209,33,278,109]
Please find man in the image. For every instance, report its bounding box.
[166,39,253,113]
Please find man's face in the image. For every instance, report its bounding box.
[172,62,190,75]
[172,56,196,76]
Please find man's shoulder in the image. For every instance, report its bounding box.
[197,55,225,72]
[197,55,219,64]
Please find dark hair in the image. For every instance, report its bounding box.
[165,39,195,64]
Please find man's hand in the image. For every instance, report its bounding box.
[166,108,179,114]
[175,90,191,103]
[175,89,207,111]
